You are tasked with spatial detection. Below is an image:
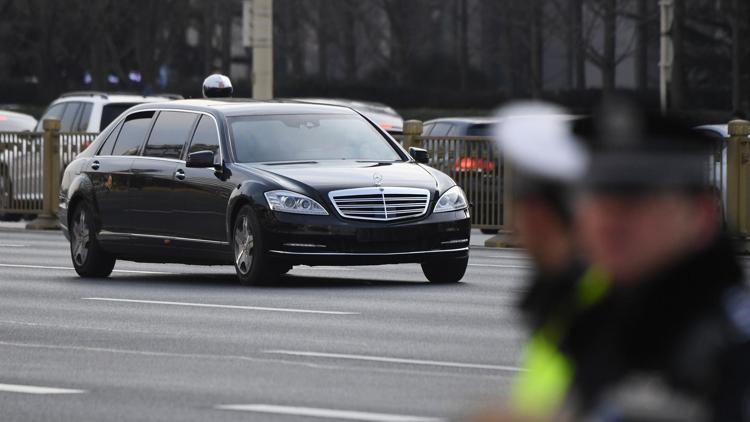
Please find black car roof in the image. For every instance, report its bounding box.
[127,99,357,117]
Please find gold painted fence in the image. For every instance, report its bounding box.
[0,129,95,215]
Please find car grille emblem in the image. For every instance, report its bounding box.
[373,173,383,187]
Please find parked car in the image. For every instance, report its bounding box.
[0,110,37,132]
[0,92,178,222]
[423,117,499,234]
[291,98,404,135]
[60,99,471,285]
[0,110,37,220]
[35,91,179,133]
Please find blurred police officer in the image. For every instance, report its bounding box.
[481,102,610,421]
[560,97,750,421]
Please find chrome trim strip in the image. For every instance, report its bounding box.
[441,239,469,245]
[267,247,469,256]
[99,230,229,246]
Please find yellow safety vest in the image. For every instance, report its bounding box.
[509,267,609,419]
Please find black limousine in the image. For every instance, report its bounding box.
[59,99,471,285]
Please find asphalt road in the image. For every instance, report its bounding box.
[0,228,534,422]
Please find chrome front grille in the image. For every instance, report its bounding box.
[329,187,431,221]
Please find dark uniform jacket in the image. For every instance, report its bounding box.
[561,237,750,421]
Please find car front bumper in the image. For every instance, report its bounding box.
[257,207,471,265]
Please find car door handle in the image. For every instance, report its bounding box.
[91,160,100,170]
[175,169,186,180]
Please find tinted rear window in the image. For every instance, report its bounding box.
[144,111,197,159]
[111,111,155,156]
[100,103,142,131]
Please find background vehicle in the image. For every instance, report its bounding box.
[0,110,37,131]
[291,98,404,135]
[695,124,729,222]
[0,111,37,220]
[34,92,179,133]
[423,117,499,234]
[60,100,471,285]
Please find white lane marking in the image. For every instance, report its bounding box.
[0,341,502,382]
[82,297,359,315]
[265,350,523,372]
[0,244,26,248]
[0,383,85,395]
[468,263,531,269]
[214,404,444,422]
[0,263,169,274]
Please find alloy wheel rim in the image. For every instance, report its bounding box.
[71,209,90,266]
[234,214,254,274]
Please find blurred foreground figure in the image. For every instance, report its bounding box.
[478,103,609,421]
[562,98,750,421]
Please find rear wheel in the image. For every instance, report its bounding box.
[421,256,469,283]
[70,202,116,278]
[233,205,275,286]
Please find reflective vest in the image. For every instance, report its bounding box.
[509,267,609,419]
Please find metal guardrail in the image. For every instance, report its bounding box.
[0,126,95,216]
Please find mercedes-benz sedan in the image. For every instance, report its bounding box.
[60,100,471,285]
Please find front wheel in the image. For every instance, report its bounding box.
[70,202,116,278]
[421,256,468,283]
[233,205,275,286]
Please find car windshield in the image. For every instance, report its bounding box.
[229,113,402,163]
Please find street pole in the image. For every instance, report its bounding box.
[244,0,273,99]
[659,0,673,113]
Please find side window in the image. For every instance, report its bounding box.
[34,103,66,131]
[75,103,93,132]
[446,124,461,136]
[144,111,198,159]
[187,115,220,157]
[97,121,124,156]
[111,111,155,156]
[60,102,82,132]
[430,123,451,136]
[421,123,434,136]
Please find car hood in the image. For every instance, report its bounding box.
[236,161,439,195]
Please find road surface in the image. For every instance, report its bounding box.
[0,228,532,421]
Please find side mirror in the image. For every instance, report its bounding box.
[186,150,215,168]
[409,147,429,164]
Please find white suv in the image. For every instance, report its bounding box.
[34,92,179,133]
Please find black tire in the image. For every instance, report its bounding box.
[421,256,469,283]
[480,228,499,235]
[69,202,116,278]
[232,205,275,286]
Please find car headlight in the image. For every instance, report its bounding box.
[434,186,468,213]
[264,190,328,215]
